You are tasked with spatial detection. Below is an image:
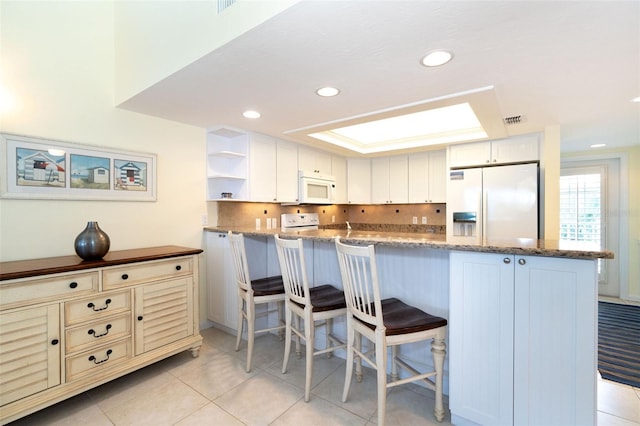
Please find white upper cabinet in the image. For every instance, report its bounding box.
[331,156,348,204]
[298,146,332,175]
[248,134,277,202]
[276,140,299,203]
[347,158,371,204]
[449,134,540,168]
[371,156,408,204]
[408,150,446,203]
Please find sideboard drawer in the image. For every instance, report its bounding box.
[65,313,131,354]
[102,257,193,290]
[65,290,131,326]
[0,272,99,310]
[66,338,132,382]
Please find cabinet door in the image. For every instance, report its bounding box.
[449,252,514,425]
[513,256,596,425]
[205,232,238,330]
[347,158,371,204]
[331,156,348,204]
[388,156,408,203]
[134,277,194,355]
[298,146,332,175]
[248,134,277,202]
[371,157,390,204]
[408,152,429,203]
[491,135,539,164]
[427,150,446,203]
[448,141,491,168]
[276,140,299,203]
[0,305,61,406]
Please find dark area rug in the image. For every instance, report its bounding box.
[598,301,640,388]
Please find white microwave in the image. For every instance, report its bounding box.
[298,171,336,204]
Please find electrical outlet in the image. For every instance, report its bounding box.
[255,218,261,230]
[422,216,427,224]
[201,214,208,226]
[266,218,272,229]
[271,218,277,228]
[332,215,335,223]
[412,216,418,225]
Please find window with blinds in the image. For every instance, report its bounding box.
[559,173,602,243]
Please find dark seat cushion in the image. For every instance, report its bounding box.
[309,284,347,312]
[358,298,447,336]
[290,284,347,312]
[251,276,285,296]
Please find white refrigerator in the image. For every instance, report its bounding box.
[446,163,539,242]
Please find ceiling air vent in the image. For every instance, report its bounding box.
[503,115,527,125]
[217,0,236,13]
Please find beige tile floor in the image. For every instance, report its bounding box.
[7,326,640,425]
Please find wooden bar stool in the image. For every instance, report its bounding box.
[274,235,347,402]
[228,231,286,372]
[335,237,448,424]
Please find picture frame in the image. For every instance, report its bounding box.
[0,133,157,201]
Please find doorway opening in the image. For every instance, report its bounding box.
[560,158,621,297]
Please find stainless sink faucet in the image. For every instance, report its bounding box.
[346,221,352,230]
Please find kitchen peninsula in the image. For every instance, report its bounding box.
[204,225,612,425]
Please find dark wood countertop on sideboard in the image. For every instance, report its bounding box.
[0,245,203,281]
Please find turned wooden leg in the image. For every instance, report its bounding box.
[431,335,446,422]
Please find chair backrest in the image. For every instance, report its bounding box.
[228,231,252,293]
[335,238,384,330]
[274,235,311,308]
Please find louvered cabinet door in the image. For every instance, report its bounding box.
[133,277,194,355]
[0,305,61,406]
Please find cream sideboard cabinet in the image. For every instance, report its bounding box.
[0,246,203,424]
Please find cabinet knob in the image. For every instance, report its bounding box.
[493,159,497,163]
[175,265,182,271]
[51,339,59,346]
[518,258,526,265]
[69,282,78,289]
[503,258,511,264]
[137,315,143,321]
[121,274,129,280]
[486,159,490,163]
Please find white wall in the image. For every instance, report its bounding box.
[0,1,206,262]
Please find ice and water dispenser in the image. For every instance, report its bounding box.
[452,212,477,237]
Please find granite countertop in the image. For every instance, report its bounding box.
[204,226,614,260]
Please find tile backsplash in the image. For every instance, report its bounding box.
[213,202,446,233]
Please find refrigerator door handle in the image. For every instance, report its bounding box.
[482,190,488,243]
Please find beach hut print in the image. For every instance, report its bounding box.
[87,167,109,184]
[117,162,142,186]
[23,152,65,184]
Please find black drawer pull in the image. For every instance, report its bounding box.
[87,299,111,311]
[88,324,112,338]
[137,315,143,321]
[175,265,182,271]
[69,282,78,289]
[121,274,129,280]
[51,339,59,346]
[88,349,113,364]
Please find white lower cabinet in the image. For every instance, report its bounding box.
[205,231,238,330]
[0,247,202,424]
[449,252,597,425]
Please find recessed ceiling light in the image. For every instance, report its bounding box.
[316,87,340,97]
[590,143,607,148]
[242,110,261,119]
[421,50,454,67]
